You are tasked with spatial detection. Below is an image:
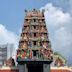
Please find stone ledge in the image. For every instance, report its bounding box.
[0,66,18,70]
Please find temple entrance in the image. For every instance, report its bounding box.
[27,64,43,72]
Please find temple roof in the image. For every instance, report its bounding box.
[54,52,67,64]
[24,9,44,17]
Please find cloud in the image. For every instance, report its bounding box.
[0,24,18,59]
[40,3,72,66]
[47,0,72,14]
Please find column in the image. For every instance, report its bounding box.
[43,64,50,72]
[18,64,28,72]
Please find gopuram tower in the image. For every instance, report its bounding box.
[16,9,53,72]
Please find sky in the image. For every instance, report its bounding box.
[0,0,72,66]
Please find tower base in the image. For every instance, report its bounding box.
[18,62,51,72]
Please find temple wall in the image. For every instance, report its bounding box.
[0,66,19,72]
[51,70,70,72]
[0,66,71,72]
[51,67,71,72]
[0,70,18,72]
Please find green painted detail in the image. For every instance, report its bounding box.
[54,52,67,64]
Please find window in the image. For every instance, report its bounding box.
[34,26,36,29]
[33,51,36,56]
[24,26,27,30]
[25,19,28,22]
[40,42,42,46]
[34,33,36,37]
[34,19,36,22]
[33,41,36,46]
[42,19,44,22]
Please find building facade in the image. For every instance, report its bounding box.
[0,44,14,66]
[0,46,7,66]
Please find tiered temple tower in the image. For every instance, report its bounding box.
[16,9,53,72]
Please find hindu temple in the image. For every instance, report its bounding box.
[16,9,53,72]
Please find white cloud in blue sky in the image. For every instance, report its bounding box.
[40,3,72,66]
[49,0,71,13]
[0,24,18,59]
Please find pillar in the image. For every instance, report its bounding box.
[18,64,28,72]
[43,64,50,72]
